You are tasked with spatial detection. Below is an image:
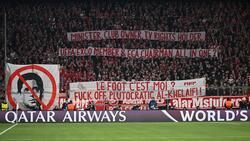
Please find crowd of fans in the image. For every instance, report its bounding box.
[0,0,250,100]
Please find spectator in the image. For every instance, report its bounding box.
[225,98,233,110]
[239,97,248,110]
[67,100,76,111]
[248,100,250,110]
[113,105,121,111]
[62,98,69,110]
[53,106,60,111]
[149,97,158,110]
[86,101,95,111]
[131,105,140,110]
[1,100,8,111]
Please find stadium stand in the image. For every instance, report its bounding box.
[0,0,249,103]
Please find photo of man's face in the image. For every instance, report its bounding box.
[20,80,41,109]
[17,73,44,110]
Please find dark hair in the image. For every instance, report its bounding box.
[17,73,44,99]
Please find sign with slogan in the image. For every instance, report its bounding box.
[59,48,218,58]
[67,30,206,41]
[69,78,206,109]
[5,63,60,110]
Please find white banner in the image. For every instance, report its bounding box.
[67,30,205,41]
[59,48,218,58]
[69,78,206,109]
[6,63,60,110]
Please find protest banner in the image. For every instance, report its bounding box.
[59,48,218,58]
[69,78,206,109]
[67,30,206,41]
[6,63,60,110]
